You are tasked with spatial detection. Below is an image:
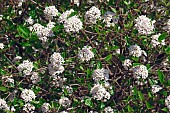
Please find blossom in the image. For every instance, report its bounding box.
[0,43,4,49]
[103,11,118,27]
[92,68,109,82]
[123,59,132,69]
[52,76,67,87]
[17,60,34,75]
[41,103,51,112]
[12,56,22,62]
[165,95,170,111]
[129,44,146,57]
[30,72,40,84]
[47,22,55,29]
[132,65,148,80]
[44,6,58,20]
[0,98,10,111]
[104,106,114,113]
[135,15,155,35]
[71,0,80,6]
[20,89,36,102]
[59,97,71,107]
[85,6,101,24]
[25,17,34,25]
[23,103,35,113]
[151,85,162,94]
[90,84,110,102]
[58,9,74,24]
[78,46,94,61]
[151,33,165,47]
[63,16,83,33]
[2,75,14,84]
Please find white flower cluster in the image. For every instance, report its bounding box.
[90,84,110,102]
[151,85,162,94]
[71,0,80,6]
[31,23,54,42]
[2,75,14,84]
[23,103,35,113]
[103,11,118,27]
[30,72,40,84]
[151,34,165,47]
[59,97,71,107]
[129,44,146,57]
[41,103,51,112]
[78,46,94,61]
[0,98,10,111]
[167,19,170,33]
[17,60,34,75]
[52,76,67,87]
[165,95,170,111]
[44,6,58,20]
[58,9,74,24]
[25,17,34,25]
[12,56,22,62]
[92,68,109,82]
[85,6,101,24]
[123,59,132,69]
[0,43,4,49]
[20,89,36,102]
[48,52,65,76]
[60,111,68,113]
[104,106,114,113]
[62,85,73,95]
[18,0,25,7]
[63,16,83,33]
[132,65,148,80]
[135,15,155,35]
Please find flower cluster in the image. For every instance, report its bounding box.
[132,65,148,80]
[0,43,4,49]
[48,52,65,76]
[2,75,14,84]
[41,103,51,112]
[90,84,110,102]
[92,68,109,82]
[52,75,67,87]
[123,59,132,69]
[25,17,34,25]
[151,34,165,47]
[63,16,83,33]
[135,15,155,35]
[23,103,35,113]
[58,9,75,24]
[85,6,101,24]
[20,89,36,102]
[78,46,94,61]
[104,106,114,113]
[129,44,146,57]
[151,85,162,94]
[103,11,118,27]
[0,98,10,111]
[43,6,58,20]
[17,60,34,76]
[30,72,40,84]
[165,95,170,111]
[59,97,71,107]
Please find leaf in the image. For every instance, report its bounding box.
[158,32,167,42]
[17,25,30,39]
[138,91,144,101]
[146,101,154,109]
[105,54,112,61]
[127,105,134,112]
[158,69,165,84]
[96,61,102,69]
[84,98,93,108]
[0,86,7,92]
[165,45,170,54]
[161,107,169,112]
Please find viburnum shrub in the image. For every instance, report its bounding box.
[0,0,170,113]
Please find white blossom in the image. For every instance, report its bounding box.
[10,106,16,112]
[41,103,51,112]
[44,6,58,20]
[12,56,22,62]
[103,11,118,27]
[58,9,74,24]
[90,84,110,102]
[30,72,40,84]
[129,44,143,57]
[123,59,132,69]
[59,97,71,107]
[0,98,10,111]
[135,15,155,35]
[25,17,34,25]
[78,46,94,61]
[63,16,83,33]
[104,106,114,113]
[60,111,68,113]
[62,86,73,95]
[17,60,34,75]
[92,68,109,82]
[151,33,165,47]
[52,76,67,87]
[165,95,170,111]
[2,75,14,84]
[132,65,148,80]
[71,0,80,6]
[85,6,101,24]
[47,22,55,29]
[0,43,4,49]
[20,89,36,102]
[23,103,35,113]
[151,85,162,94]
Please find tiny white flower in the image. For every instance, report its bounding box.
[132,65,148,80]
[59,97,71,107]
[151,85,162,94]
[23,103,35,113]
[78,46,94,61]
[20,89,36,102]
[41,103,51,112]
[0,43,4,49]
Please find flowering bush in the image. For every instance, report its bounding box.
[0,0,170,112]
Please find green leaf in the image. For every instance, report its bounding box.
[165,45,170,54]
[146,101,154,109]
[0,86,7,92]
[17,25,30,39]
[84,98,93,108]
[138,91,144,101]
[158,69,165,84]
[127,105,134,112]
[96,61,102,69]
[158,32,167,42]
[105,54,112,61]
[161,107,169,112]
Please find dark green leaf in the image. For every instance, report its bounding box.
[0,86,7,92]
[158,32,167,42]
[138,91,144,101]
[105,54,112,61]
[158,69,165,84]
